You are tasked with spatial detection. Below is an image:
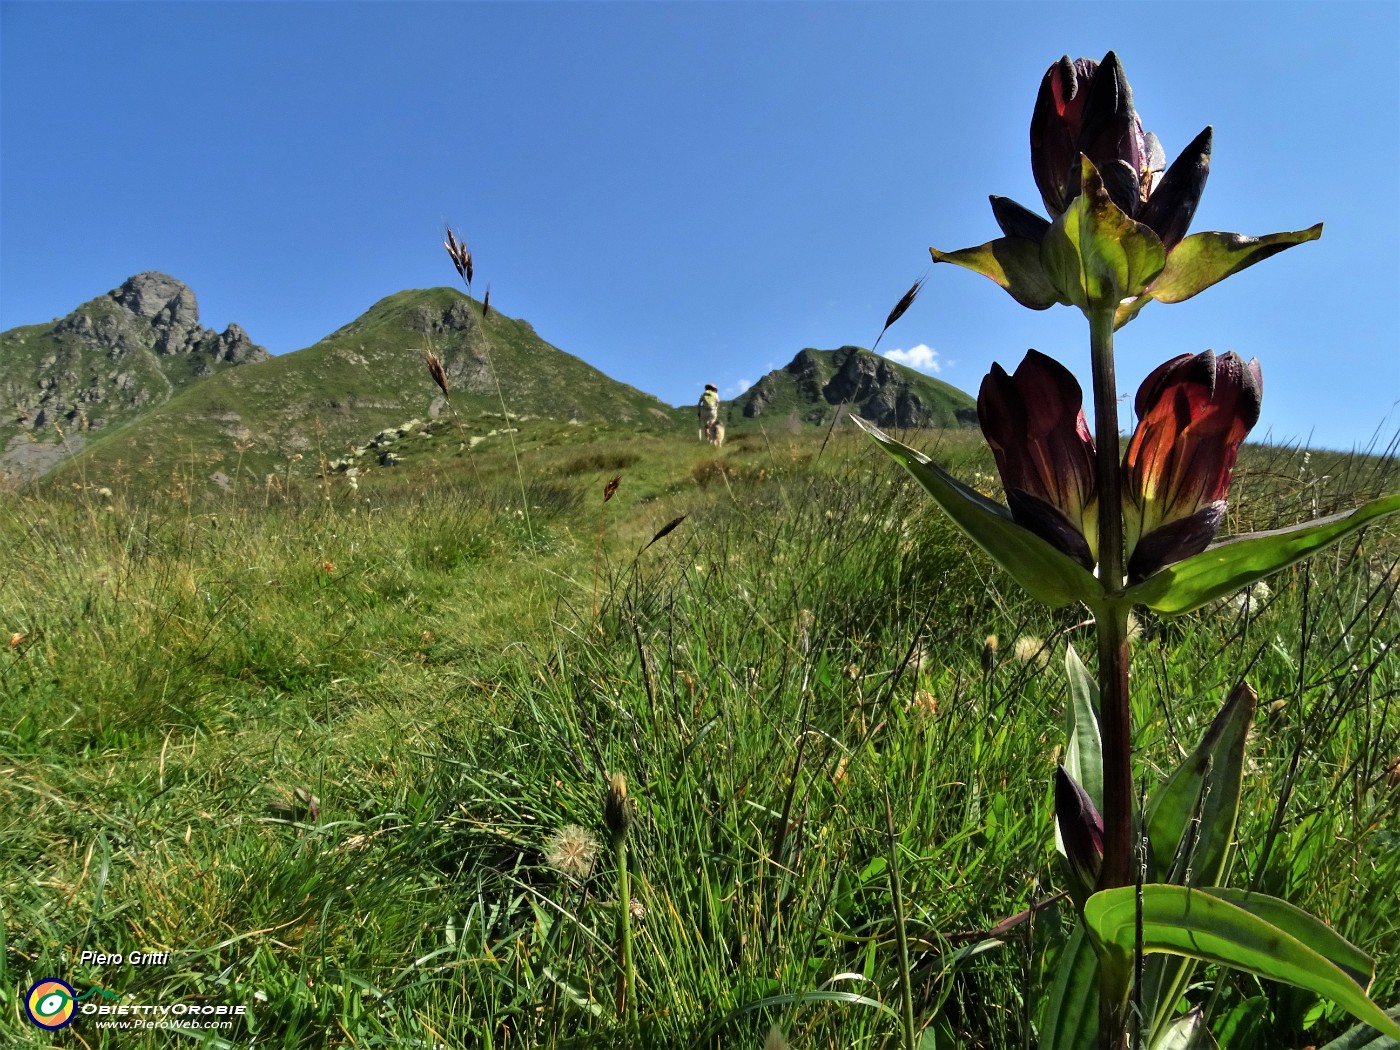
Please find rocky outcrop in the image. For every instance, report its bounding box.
[737,346,976,429]
[1,273,269,478]
[56,272,268,364]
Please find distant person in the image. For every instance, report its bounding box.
[698,383,723,445]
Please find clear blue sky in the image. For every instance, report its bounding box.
[2,2,1396,449]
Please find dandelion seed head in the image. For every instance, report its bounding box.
[1011,636,1050,671]
[544,825,599,878]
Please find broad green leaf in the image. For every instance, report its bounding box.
[1141,683,1256,1042]
[1063,643,1103,809]
[1040,157,1166,313]
[853,417,1105,609]
[1317,1006,1400,1049]
[930,236,1064,310]
[1084,886,1400,1040]
[1152,1010,1220,1050]
[1145,682,1256,886]
[1125,493,1400,614]
[1207,887,1372,987]
[1038,922,1100,1050]
[1146,224,1324,304]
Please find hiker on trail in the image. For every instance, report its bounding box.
[697,384,721,445]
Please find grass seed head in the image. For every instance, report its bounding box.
[873,275,925,350]
[981,634,999,672]
[425,352,450,397]
[444,227,473,287]
[603,475,621,502]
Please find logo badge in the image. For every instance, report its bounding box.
[25,978,78,1030]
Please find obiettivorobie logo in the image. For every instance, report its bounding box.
[24,977,250,1031]
[24,978,120,1030]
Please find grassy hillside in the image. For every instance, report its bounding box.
[46,287,679,494]
[3,424,1397,1048]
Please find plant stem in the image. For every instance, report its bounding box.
[1089,306,1133,1049]
[883,785,917,1050]
[614,831,636,1037]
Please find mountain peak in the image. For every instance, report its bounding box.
[113,271,199,325]
[1,273,268,479]
[732,346,976,430]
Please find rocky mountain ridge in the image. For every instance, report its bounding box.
[732,346,976,430]
[2,275,976,488]
[1,272,266,477]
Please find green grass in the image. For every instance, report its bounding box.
[2,426,1397,1048]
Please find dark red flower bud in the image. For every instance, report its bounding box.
[1028,52,1208,248]
[1123,350,1262,581]
[978,350,1098,569]
[1055,766,1104,903]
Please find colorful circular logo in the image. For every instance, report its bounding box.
[25,978,77,1030]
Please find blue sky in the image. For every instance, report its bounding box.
[2,1,1396,449]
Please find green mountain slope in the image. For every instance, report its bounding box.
[53,286,677,490]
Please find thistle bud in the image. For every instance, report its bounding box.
[981,634,999,673]
[604,771,632,844]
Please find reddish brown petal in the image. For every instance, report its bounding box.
[990,196,1051,242]
[1031,56,1098,215]
[1127,500,1226,582]
[1124,351,1262,572]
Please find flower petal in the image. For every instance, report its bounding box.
[1127,500,1226,583]
[990,195,1051,242]
[978,349,1098,563]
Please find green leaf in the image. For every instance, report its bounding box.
[1040,156,1167,313]
[1145,682,1256,886]
[853,417,1104,609]
[1038,922,1100,1050]
[1317,1006,1400,1049]
[1141,683,1257,1043]
[1151,1010,1220,1050]
[1146,224,1324,304]
[930,236,1064,310]
[1084,886,1400,1040]
[1063,643,1103,811]
[1124,493,1400,614]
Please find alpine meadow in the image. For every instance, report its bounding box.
[5,46,1400,1050]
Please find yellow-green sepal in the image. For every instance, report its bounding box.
[1115,224,1324,328]
[1040,156,1167,315]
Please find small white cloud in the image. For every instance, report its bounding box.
[882,343,941,373]
[727,379,751,397]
